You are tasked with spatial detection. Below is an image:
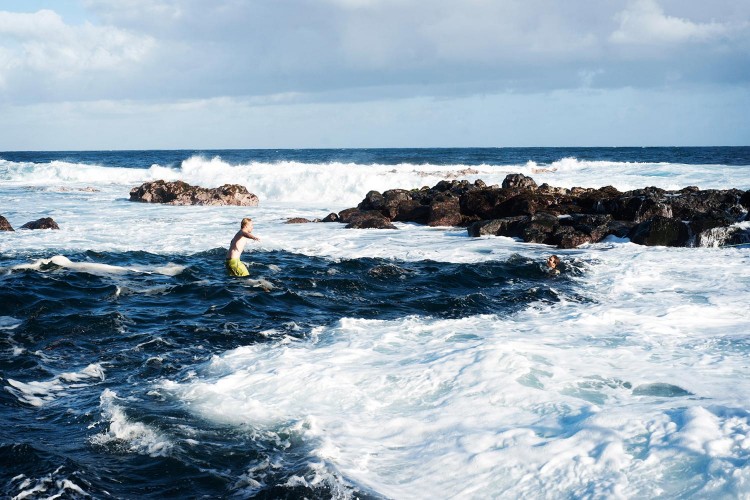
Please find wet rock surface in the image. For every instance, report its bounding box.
[21,217,60,230]
[339,174,750,247]
[0,215,14,231]
[130,180,259,206]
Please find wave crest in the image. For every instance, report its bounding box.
[2,155,749,205]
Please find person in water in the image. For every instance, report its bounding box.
[226,217,260,277]
[546,254,561,274]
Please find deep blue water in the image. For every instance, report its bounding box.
[0,249,579,498]
[3,146,750,170]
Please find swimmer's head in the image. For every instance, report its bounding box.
[241,217,253,231]
[546,255,560,269]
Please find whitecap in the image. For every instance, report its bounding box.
[0,316,22,330]
[7,255,184,276]
[5,363,106,407]
[90,389,173,457]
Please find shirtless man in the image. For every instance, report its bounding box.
[226,217,260,277]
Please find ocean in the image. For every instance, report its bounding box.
[1,147,750,499]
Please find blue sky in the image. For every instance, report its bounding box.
[0,0,748,149]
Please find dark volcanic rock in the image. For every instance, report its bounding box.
[393,200,430,224]
[346,214,397,229]
[467,216,530,237]
[560,214,613,241]
[0,215,13,231]
[339,209,397,229]
[338,208,364,223]
[321,213,340,223]
[427,197,462,227]
[670,188,746,220]
[342,173,748,248]
[460,188,515,220]
[725,227,750,246]
[521,212,558,244]
[606,220,637,238]
[130,180,259,206]
[496,191,559,217]
[629,216,690,247]
[358,190,385,211]
[346,218,397,230]
[502,174,537,190]
[381,189,414,219]
[285,217,314,224]
[608,190,672,222]
[549,225,592,249]
[741,190,750,211]
[21,217,59,230]
[688,214,730,236]
[575,186,621,212]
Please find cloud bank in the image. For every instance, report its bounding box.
[0,0,748,147]
[0,0,747,103]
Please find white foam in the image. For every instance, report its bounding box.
[1,155,748,260]
[0,159,156,186]
[90,389,173,457]
[6,255,185,276]
[5,363,106,407]
[2,156,748,205]
[161,242,750,498]
[9,467,90,500]
[0,316,22,330]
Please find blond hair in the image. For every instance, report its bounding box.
[241,217,253,229]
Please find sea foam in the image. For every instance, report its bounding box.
[2,155,749,206]
[90,389,174,457]
[6,364,106,407]
[159,241,750,498]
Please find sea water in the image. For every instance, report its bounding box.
[1,148,749,498]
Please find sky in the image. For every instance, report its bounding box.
[0,0,748,149]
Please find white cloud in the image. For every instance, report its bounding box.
[0,9,154,77]
[82,0,183,28]
[0,1,749,108]
[611,0,731,45]
[3,86,749,150]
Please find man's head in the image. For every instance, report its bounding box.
[241,217,253,231]
[546,255,560,269]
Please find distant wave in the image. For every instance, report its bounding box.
[2,155,748,205]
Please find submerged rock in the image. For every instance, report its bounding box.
[129,180,259,206]
[21,217,59,230]
[0,215,13,231]
[632,383,693,397]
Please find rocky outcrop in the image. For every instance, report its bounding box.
[321,213,340,223]
[337,174,750,247]
[0,215,13,231]
[339,208,397,229]
[21,217,59,230]
[285,217,316,224]
[129,180,259,206]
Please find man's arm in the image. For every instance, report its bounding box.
[242,230,260,241]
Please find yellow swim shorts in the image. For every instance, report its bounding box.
[225,258,249,277]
